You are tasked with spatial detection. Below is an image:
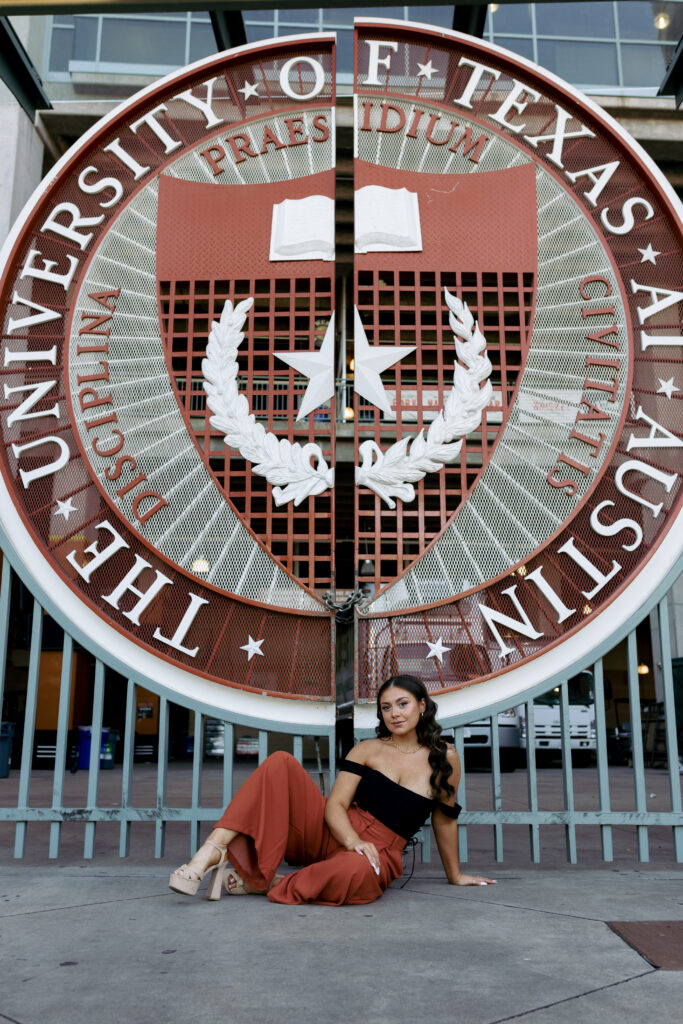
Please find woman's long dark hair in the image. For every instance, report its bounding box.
[375,675,454,799]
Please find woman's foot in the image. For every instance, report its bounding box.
[224,870,286,895]
[169,839,227,898]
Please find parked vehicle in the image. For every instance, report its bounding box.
[457,708,522,772]
[518,672,596,761]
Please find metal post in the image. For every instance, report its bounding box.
[627,630,649,862]
[559,680,577,863]
[14,597,43,859]
[119,679,137,857]
[83,659,105,859]
[592,658,614,862]
[657,598,683,860]
[49,632,74,859]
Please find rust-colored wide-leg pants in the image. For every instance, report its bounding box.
[214,750,406,906]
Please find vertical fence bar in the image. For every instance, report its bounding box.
[119,679,137,857]
[489,714,503,861]
[258,730,268,764]
[83,658,105,859]
[293,735,303,764]
[454,726,468,864]
[155,696,169,858]
[222,721,234,809]
[525,698,540,862]
[627,629,649,862]
[327,729,336,778]
[559,680,577,863]
[190,712,203,854]
[657,598,683,861]
[49,633,74,859]
[14,598,43,858]
[592,658,613,862]
[0,558,12,720]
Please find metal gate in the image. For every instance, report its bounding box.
[1,550,680,864]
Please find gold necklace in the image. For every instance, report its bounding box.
[388,738,422,755]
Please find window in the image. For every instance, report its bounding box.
[48,11,214,78]
[485,1,682,93]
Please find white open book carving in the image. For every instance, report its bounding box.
[354,185,422,253]
[269,195,335,261]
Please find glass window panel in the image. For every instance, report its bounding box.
[53,15,75,28]
[245,23,276,43]
[244,9,278,23]
[535,2,615,38]
[73,16,98,61]
[280,9,321,24]
[323,10,355,26]
[618,1,683,42]
[407,6,453,28]
[189,21,216,64]
[336,26,355,75]
[100,17,185,65]
[495,36,535,63]
[49,27,74,72]
[622,42,675,87]
[537,39,618,86]
[489,3,533,35]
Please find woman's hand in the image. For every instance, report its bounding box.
[353,840,381,875]
[449,872,497,886]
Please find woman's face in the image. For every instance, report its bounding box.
[379,686,426,736]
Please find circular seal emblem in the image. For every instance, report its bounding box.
[0,22,680,722]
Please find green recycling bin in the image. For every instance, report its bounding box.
[0,722,15,778]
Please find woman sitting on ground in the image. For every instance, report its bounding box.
[169,674,495,905]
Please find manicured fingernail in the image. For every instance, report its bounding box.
[374,865,380,875]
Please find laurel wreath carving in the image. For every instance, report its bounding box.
[202,298,334,507]
[355,288,494,509]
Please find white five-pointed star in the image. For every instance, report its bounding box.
[416,60,436,80]
[55,498,77,521]
[240,635,265,661]
[657,377,680,399]
[276,314,336,421]
[353,307,415,417]
[426,637,451,664]
[638,244,661,265]
[238,80,260,100]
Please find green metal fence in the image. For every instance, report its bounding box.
[0,554,681,864]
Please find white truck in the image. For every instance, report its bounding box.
[518,672,596,762]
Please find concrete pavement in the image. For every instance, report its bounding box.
[1,864,681,1024]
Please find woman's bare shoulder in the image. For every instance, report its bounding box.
[344,738,383,765]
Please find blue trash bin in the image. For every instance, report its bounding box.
[0,722,15,778]
[77,726,109,770]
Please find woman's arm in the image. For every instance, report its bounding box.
[325,743,381,873]
[432,747,496,886]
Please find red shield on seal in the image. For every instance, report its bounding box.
[156,170,337,593]
[353,160,538,594]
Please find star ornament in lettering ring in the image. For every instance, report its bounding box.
[54,498,77,521]
[416,60,437,80]
[238,80,260,100]
[240,635,265,661]
[426,637,451,664]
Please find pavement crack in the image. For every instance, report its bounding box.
[0,1011,27,1024]
[401,886,607,922]
[484,968,658,1022]
[0,891,170,919]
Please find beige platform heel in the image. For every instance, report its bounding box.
[169,839,228,900]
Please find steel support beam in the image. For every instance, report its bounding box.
[659,34,683,107]
[0,16,52,119]
[452,3,488,38]
[210,8,247,52]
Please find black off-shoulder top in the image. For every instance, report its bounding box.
[339,759,462,841]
